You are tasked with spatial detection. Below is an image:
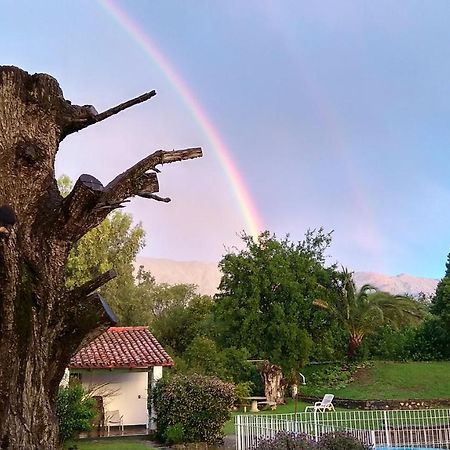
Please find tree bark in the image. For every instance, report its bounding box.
[348,333,363,360]
[0,66,202,449]
[258,361,285,405]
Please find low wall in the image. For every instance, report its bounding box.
[301,395,450,410]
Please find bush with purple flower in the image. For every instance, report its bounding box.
[254,431,370,450]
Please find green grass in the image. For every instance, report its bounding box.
[65,439,152,450]
[303,361,450,400]
[224,400,313,435]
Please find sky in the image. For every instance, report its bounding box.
[2,1,450,279]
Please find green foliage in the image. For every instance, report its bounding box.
[214,229,340,372]
[152,374,235,444]
[56,384,96,444]
[150,289,213,355]
[308,325,348,362]
[416,253,450,360]
[406,316,450,360]
[66,211,145,288]
[178,336,257,386]
[365,325,417,361]
[164,423,185,444]
[184,336,223,375]
[302,363,359,394]
[58,174,73,197]
[234,381,254,405]
[432,277,450,327]
[220,346,258,384]
[314,269,423,359]
[432,253,450,325]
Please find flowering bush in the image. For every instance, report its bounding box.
[318,432,370,449]
[254,431,370,450]
[256,432,317,450]
[152,374,235,444]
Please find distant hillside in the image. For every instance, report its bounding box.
[136,257,221,296]
[136,257,439,297]
[352,272,439,297]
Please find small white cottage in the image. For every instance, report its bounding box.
[69,326,174,432]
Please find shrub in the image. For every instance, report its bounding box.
[365,326,415,361]
[318,432,370,449]
[56,383,96,443]
[152,374,235,444]
[164,423,185,444]
[234,381,254,406]
[406,316,450,360]
[254,432,370,450]
[256,432,318,450]
[302,363,358,393]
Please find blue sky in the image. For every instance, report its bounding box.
[2,1,450,278]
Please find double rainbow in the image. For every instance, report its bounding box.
[97,0,264,239]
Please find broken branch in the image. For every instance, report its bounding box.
[103,147,202,205]
[70,269,117,299]
[94,91,156,123]
[62,90,157,137]
[59,174,104,239]
[137,193,171,202]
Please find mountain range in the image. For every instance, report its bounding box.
[136,257,439,298]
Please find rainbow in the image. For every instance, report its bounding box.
[96,0,264,239]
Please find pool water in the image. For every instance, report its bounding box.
[377,447,438,450]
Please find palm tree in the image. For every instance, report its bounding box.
[314,269,422,359]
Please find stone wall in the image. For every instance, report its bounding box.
[301,395,450,410]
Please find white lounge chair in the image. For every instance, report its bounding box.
[305,394,335,412]
[105,409,124,435]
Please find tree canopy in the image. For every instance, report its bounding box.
[213,229,341,372]
[431,253,450,328]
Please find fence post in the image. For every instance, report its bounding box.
[370,430,376,449]
[383,410,390,447]
[236,415,241,450]
[314,411,318,442]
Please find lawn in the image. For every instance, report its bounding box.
[69,361,450,441]
[65,439,152,450]
[302,361,450,400]
[223,400,312,435]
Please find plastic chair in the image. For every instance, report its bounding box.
[305,394,335,412]
[105,409,124,435]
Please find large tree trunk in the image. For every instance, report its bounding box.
[0,66,201,449]
[258,361,285,404]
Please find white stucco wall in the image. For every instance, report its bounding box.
[75,370,150,426]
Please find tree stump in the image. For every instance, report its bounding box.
[258,361,285,405]
[0,66,202,449]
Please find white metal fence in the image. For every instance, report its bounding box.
[235,409,450,449]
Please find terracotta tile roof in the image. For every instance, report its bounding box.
[69,327,174,370]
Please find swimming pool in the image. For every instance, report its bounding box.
[377,447,439,449]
